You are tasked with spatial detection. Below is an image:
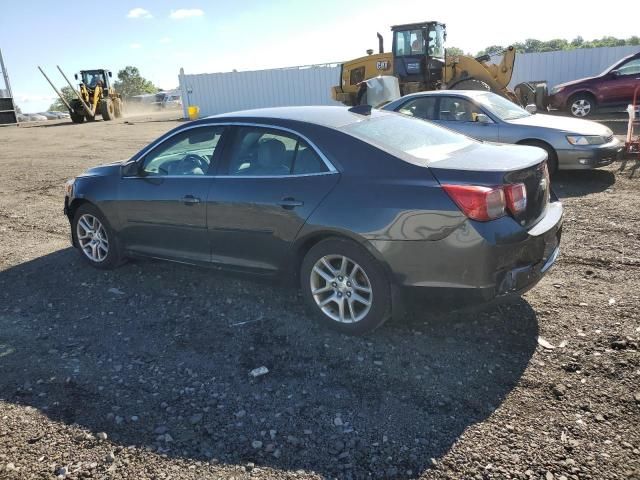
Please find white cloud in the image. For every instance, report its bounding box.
[130,43,142,49]
[159,36,172,44]
[127,8,152,19]
[169,8,204,20]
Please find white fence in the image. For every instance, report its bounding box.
[179,64,341,118]
[179,46,640,117]
[508,45,639,90]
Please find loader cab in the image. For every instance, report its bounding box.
[76,69,113,91]
[391,22,446,90]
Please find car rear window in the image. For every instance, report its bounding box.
[342,114,474,164]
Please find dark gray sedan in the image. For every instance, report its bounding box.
[383,91,624,173]
[64,106,562,334]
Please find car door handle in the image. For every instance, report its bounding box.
[278,197,303,209]
[182,195,201,205]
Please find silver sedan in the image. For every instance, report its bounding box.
[383,90,624,173]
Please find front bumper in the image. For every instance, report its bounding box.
[557,137,624,170]
[370,201,564,309]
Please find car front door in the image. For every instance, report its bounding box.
[601,58,640,105]
[434,96,500,142]
[117,125,225,263]
[206,125,340,274]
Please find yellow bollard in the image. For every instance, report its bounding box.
[187,105,200,120]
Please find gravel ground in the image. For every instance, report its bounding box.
[0,115,639,479]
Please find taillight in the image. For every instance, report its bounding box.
[442,184,506,221]
[504,183,527,215]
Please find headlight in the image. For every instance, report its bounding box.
[64,179,75,196]
[566,135,607,146]
[550,85,564,95]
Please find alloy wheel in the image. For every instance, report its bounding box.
[310,254,373,323]
[571,99,591,117]
[76,214,109,262]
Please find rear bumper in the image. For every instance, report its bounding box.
[371,201,563,309]
[557,138,625,170]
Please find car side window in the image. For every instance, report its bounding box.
[141,126,224,176]
[398,97,437,120]
[616,58,640,76]
[438,97,483,122]
[225,127,327,176]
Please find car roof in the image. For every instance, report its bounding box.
[395,90,491,100]
[207,105,395,129]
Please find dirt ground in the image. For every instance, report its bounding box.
[0,114,639,480]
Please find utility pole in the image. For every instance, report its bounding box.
[0,48,18,125]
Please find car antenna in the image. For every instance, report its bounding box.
[348,104,372,116]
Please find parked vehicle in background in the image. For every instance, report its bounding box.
[153,91,182,110]
[19,113,48,122]
[38,111,70,120]
[63,106,562,334]
[383,90,624,173]
[547,51,640,117]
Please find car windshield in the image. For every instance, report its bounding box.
[343,113,474,164]
[475,93,530,120]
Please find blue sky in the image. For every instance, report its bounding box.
[1,0,637,112]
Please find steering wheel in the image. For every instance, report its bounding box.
[177,153,208,174]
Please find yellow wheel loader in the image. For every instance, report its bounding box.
[38,66,124,123]
[332,21,518,106]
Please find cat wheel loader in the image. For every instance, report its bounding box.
[332,21,519,107]
[38,66,123,123]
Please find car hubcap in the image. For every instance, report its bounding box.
[76,214,109,262]
[310,255,372,323]
[571,99,591,117]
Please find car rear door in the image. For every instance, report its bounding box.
[117,125,225,263]
[434,96,500,142]
[206,125,339,274]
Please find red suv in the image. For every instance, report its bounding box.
[548,51,640,117]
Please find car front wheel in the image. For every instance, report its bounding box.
[568,94,595,118]
[300,238,391,335]
[72,204,123,269]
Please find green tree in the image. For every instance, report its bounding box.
[445,46,464,57]
[113,66,158,98]
[476,45,504,56]
[48,86,76,112]
[570,36,584,49]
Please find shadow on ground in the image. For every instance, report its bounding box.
[553,168,616,198]
[0,249,539,478]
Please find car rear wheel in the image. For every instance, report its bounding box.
[72,204,123,269]
[300,238,391,335]
[568,94,595,118]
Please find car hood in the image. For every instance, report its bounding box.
[553,76,597,89]
[507,113,612,136]
[78,160,125,177]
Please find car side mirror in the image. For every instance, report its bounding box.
[475,113,492,124]
[610,69,620,77]
[525,104,537,114]
[122,161,142,177]
[108,71,112,78]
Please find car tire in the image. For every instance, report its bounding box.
[519,140,558,176]
[568,93,595,118]
[300,238,391,335]
[72,203,124,270]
